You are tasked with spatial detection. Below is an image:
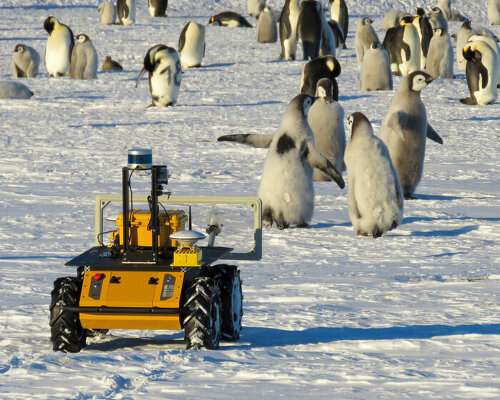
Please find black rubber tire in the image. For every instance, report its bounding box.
[49,276,87,353]
[182,277,221,350]
[208,265,243,341]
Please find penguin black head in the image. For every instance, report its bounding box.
[416,7,426,17]
[315,78,334,101]
[44,16,57,34]
[76,34,90,43]
[408,70,434,92]
[462,44,480,63]
[347,112,371,137]
[400,15,414,25]
[143,44,168,71]
[14,44,25,53]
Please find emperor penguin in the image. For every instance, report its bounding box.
[248,0,265,18]
[381,9,404,31]
[456,21,497,70]
[328,19,345,57]
[307,78,346,181]
[468,33,500,88]
[426,27,454,79]
[12,44,40,78]
[327,0,348,49]
[278,0,301,60]
[98,1,116,25]
[178,21,206,69]
[102,56,123,71]
[297,0,323,60]
[148,0,168,17]
[413,8,433,69]
[136,45,182,107]
[428,7,448,31]
[300,55,341,99]
[117,0,136,25]
[208,12,252,27]
[70,34,98,80]
[0,81,33,99]
[44,16,74,77]
[489,0,500,25]
[257,6,278,43]
[460,41,499,105]
[217,94,345,229]
[360,42,393,91]
[379,71,443,198]
[345,112,403,238]
[354,18,379,64]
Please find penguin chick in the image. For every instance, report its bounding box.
[345,112,403,238]
[489,0,500,25]
[218,94,345,229]
[360,42,393,91]
[0,81,34,99]
[257,6,278,43]
[379,71,443,198]
[428,7,448,31]
[70,34,98,79]
[355,18,379,64]
[44,16,74,77]
[102,56,123,71]
[307,78,346,181]
[12,44,40,78]
[381,9,405,31]
[426,27,454,79]
[248,0,265,18]
[98,1,116,25]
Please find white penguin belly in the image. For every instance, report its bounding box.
[46,31,71,76]
[400,27,421,76]
[151,62,180,106]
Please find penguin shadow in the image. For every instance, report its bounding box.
[0,4,94,10]
[188,100,283,108]
[203,62,236,69]
[469,115,500,122]
[308,221,351,229]
[410,193,462,201]
[338,94,372,101]
[410,224,479,237]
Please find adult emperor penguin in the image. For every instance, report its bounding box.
[328,20,344,57]
[102,56,123,71]
[217,94,345,229]
[456,21,497,70]
[489,0,500,25]
[136,45,182,107]
[148,0,168,17]
[360,42,393,91]
[426,27,454,79]
[178,21,205,68]
[70,34,98,80]
[381,9,404,31]
[44,16,74,77]
[208,12,252,27]
[297,0,323,60]
[0,81,33,99]
[117,0,136,25]
[413,8,433,69]
[248,0,265,18]
[300,55,341,99]
[345,112,403,238]
[354,18,379,64]
[327,0,348,49]
[257,6,278,43]
[12,44,40,78]
[98,1,116,25]
[307,78,346,181]
[460,41,499,105]
[468,33,500,88]
[278,0,301,60]
[379,71,443,198]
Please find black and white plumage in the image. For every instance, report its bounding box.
[218,94,344,229]
[413,8,433,69]
[278,0,301,59]
[297,0,324,60]
[43,16,74,77]
[307,78,346,181]
[98,1,116,25]
[360,42,393,91]
[102,56,123,71]
[208,12,252,27]
[426,27,454,79]
[117,0,136,25]
[328,19,345,57]
[70,34,98,80]
[345,112,403,238]
[257,6,278,43]
[0,81,33,99]
[12,44,40,78]
[354,18,379,64]
[136,45,182,107]
[148,0,168,17]
[456,21,496,70]
[467,34,500,88]
[327,0,348,49]
[179,21,205,69]
[248,0,265,18]
[489,0,500,24]
[300,55,341,99]
[379,71,443,198]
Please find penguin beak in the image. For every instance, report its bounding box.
[425,77,434,84]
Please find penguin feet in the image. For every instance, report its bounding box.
[297,222,309,228]
[459,97,477,105]
[357,230,368,236]
[404,194,417,200]
[277,222,290,230]
[372,227,383,239]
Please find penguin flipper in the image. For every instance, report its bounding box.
[135,67,147,88]
[306,142,345,189]
[217,133,274,148]
[426,124,443,144]
[387,111,407,141]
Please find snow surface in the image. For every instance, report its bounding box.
[0,0,499,398]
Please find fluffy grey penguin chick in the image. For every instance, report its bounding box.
[248,0,265,18]
[0,81,33,99]
[98,1,116,25]
[345,112,403,238]
[218,94,345,229]
[257,6,278,43]
[355,18,379,64]
[379,70,443,198]
[426,27,454,79]
[489,0,500,25]
[381,9,405,31]
[307,78,346,181]
[360,42,393,91]
[70,34,98,79]
[12,44,40,78]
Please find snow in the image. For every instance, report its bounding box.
[0,0,499,398]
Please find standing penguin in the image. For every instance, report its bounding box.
[328,0,348,49]
[426,27,454,79]
[428,7,448,31]
[136,45,182,107]
[44,16,74,77]
[12,44,40,78]
[297,0,323,60]
[257,6,278,43]
[148,0,168,17]
[98,1,116,25]
[179,21,205,69]
[460,41,499,105]
[70,34,98,80]
[489,0,500,25]
[300,55,341,99]
[379,71,443,198]
[248,0,265,18]
[468,33,500,88]
[328,20,345,57]
[413,8,433,69]
[0,81,33,99]
[278,0,301,60]
[117,0,136,25]
[217,94,344,229]
[360,42,393,91]
[307,78,346,181]
[354,18,379,64]
[345,112,403,238]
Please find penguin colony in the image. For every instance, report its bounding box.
[4,0,498,239]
